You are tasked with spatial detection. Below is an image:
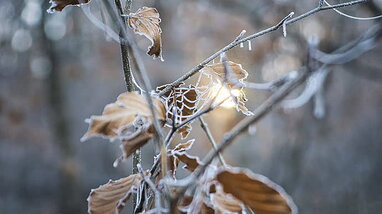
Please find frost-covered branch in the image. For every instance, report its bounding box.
[101,0,168,177]
[157,0,368,97]
[283,24,382,113]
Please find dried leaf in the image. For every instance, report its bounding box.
[82,92,165,140]
[119,116,154,159]
[184,191,215,214]
[199,61,253,116]
[175,153,202,172]
[178,124,192,139]
[172,139,195,152]
[157,83,198,139]
[210,185,244,213]
[48,0,90,13]
[167,140,196,176]
[82,92,165,161]
[128,7,163,59]
[202,61,248,87]
[200,203,215,214]
[87,173,143,214]
[235,90,253,116]
[216,168,298,214]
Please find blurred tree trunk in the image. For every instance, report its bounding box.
[40,2,81,213]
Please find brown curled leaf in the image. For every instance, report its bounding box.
[175,152,202,172]
[167,140,195,177]
[157,83,198,139]
[200,203,215,214]
[216,168,298,214]
[48,0,90,13]
[127,7,163,60]
[202,61,248,87]
[82,92,165,140]
[81,92,166,161]
[172,139,195,152]
[87,173,144,214]
[210,185,244,213]
[199,61,253,116]
[178,124,192,139]
[119,116,154,159]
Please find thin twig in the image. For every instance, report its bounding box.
[114,0,134,92]
[137,164,161,214]
[157,0,367,97]
[198,117,226,166]
[244,71,299,91]
[101,0,168,178]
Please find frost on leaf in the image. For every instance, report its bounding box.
[48,0,90,13]
[197,61,253,116]
[127,7,163,60]
[167,140,203,176]
[157,83,198,139]
[176,152,202,172]
[202,61,248,87]
[216,168,298,214]
[210,184,245,213]
[81,92,166,161]
[87,173,144,214]
[167,140,195,177]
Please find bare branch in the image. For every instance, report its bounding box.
[323,0,382,20]
[244,71,299,91]
[157,0,367,97]
[114,0,134,92]
[101,0,168,177]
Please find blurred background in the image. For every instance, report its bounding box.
[1,0,382,213]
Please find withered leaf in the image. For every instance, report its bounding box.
[157,83,198,139]
[81,92,165,161]
[202,61,248,87]
[82,92,165,140]
[167,140,199,176]
[210,185,244,213]
[200,61,253,116]
[48,0,90,13]
[175,153,202,172]
[200,203,215,214]
[216,168,297,214]
[172,139,195,153]
[87,173,143,214]
[184,192,215,214]
[119,116,154,159]
[128,7,163,60]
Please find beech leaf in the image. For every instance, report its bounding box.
[216,168,298,214]
[199,61,253,116]
[175,152,202,172]
[157,83,198,139]
[167,140,201,176]
[87,173,144,214]
[210,185,244,213]
[128,7,163,60]
[48,0,90,13]
[82,92,165,140]
[202,61,248,87]
[81,92,166,161]
[166,139,203,178]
